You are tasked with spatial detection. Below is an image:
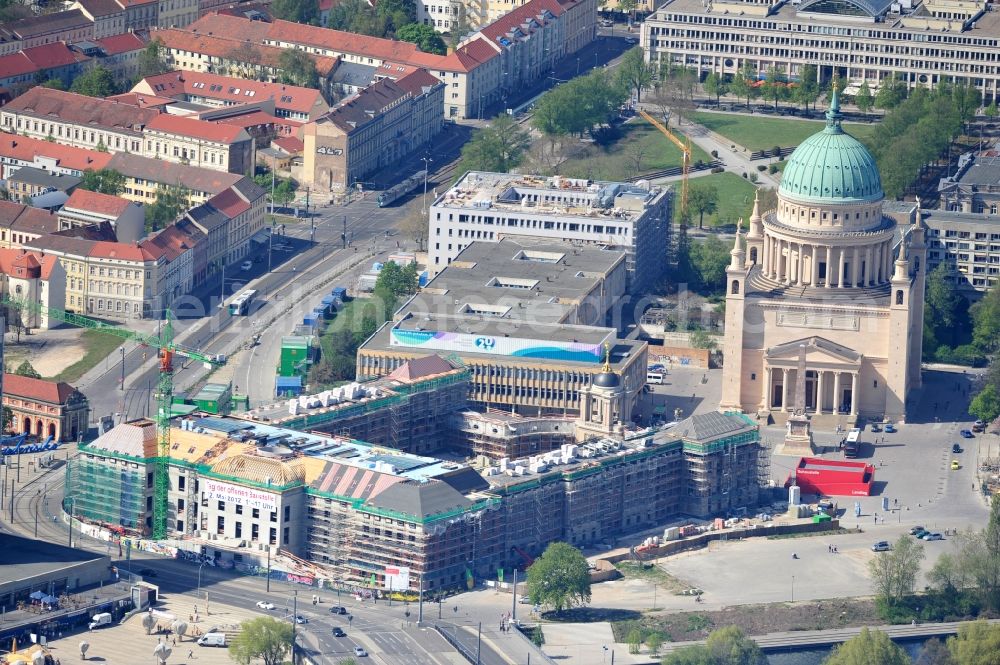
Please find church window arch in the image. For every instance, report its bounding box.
[731,280,740,295]
[895,290,904,305]
[750,247,758,263]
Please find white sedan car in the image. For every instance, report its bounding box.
[256,601,275,610]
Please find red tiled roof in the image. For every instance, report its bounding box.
[146,113,248,144]
[272,136,303,153]
[64,189,132,217]
[37,252,59,280]
[141,223,200,261]
[393,68,443,96]
[22,42,90,69]
[0,248,40,276]
[105,92,175,108]
[478,0,564,45]
[75,0,125,16]
[0,134,114,173]
[212,109,281,129]
[95,32,146,55]
[208,187,250,218]
[133,71,324,115]
[0,53,38,79]
[187,13,271,42]
[3,373,78,404]
[152,28,338,76]
[0,200,60,234]
[3,88,158,132]
[88,240,158,261]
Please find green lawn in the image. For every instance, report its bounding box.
[560,121,714,182]
[49,329,124,383]
[687,172,759,229]
[689,111,879,152]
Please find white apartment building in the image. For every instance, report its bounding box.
[920,209,1000,293]
[643,0,1000,101]
[428,171,672,294]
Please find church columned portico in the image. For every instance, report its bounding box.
[764,365,859,416]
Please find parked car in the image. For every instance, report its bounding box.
[871,541,891,552]
[973,419,986,432]
[884,424,896,433]
[914,529,930,539]
[354,646,368,657]
[240,260,253,271]
[960,429,974,438]
[138,568,157,577]
[908,526,925,535]
[332,627,346,637]
[256,601,275,610]
[870,423,882,433]
[951,460,961,470]
[295,615,307,624]
[922,533,944,541]
[952,444,963,454]
[330,606,348,615]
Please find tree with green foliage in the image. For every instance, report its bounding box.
[0,0,31,21]
[985,101,999,119]
[762,66,787,109]
[794,64,820,110]
[14,360,41,379]
[278,49,320,89]
[227,616,293,665]
[525,541,591,613]
[137,39,171,78]
[686,235,730,294]
[79,168,125,196]
[39,78,66,91]
[947,620,1000,665]
[458,114,531,174]
[875,73,907,112]
[706,626,766,665]
[70,66,119,97]
[971,283,1000,355]
[970,383,1000,425]
[147,184,191,232]
[730,62,758,107]
[688,184,719,229]
[951,80,982,125]
[662,646,715,665]
[533,69,627,137]
[923,264,972,357]
[823,628,909,665]
[274,180,297,208]
[627,628,643,654]
[618,46,653,103]
[646,632,663,658]
[855,82,874,113]
[867,535,924,608]
[702,72,727,104]
[270,0,319,24]
[396,23,447,55]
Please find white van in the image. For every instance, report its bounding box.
[646,372,664,385]
[88,613,112,630]
[197,633,226,647]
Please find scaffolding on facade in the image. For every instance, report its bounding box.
[65,453,148,533]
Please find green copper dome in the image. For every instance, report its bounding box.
[778,91,883,203]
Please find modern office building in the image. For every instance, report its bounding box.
[919,208,1000,293]
[719,93,926,422]
[642,0,1000,101]
[428,172,672,294]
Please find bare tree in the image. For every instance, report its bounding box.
[625,142,648,177]
[528,137,584,175]
[397,208,427,252]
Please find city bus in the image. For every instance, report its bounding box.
[844,428,861,458]
[228,289,257,316]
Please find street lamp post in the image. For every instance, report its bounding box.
[217,259,226,308]
[420,156,432,214]
[120,347,125,391]
[197,561,206,595]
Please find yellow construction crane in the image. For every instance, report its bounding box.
[638,109,692,220]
